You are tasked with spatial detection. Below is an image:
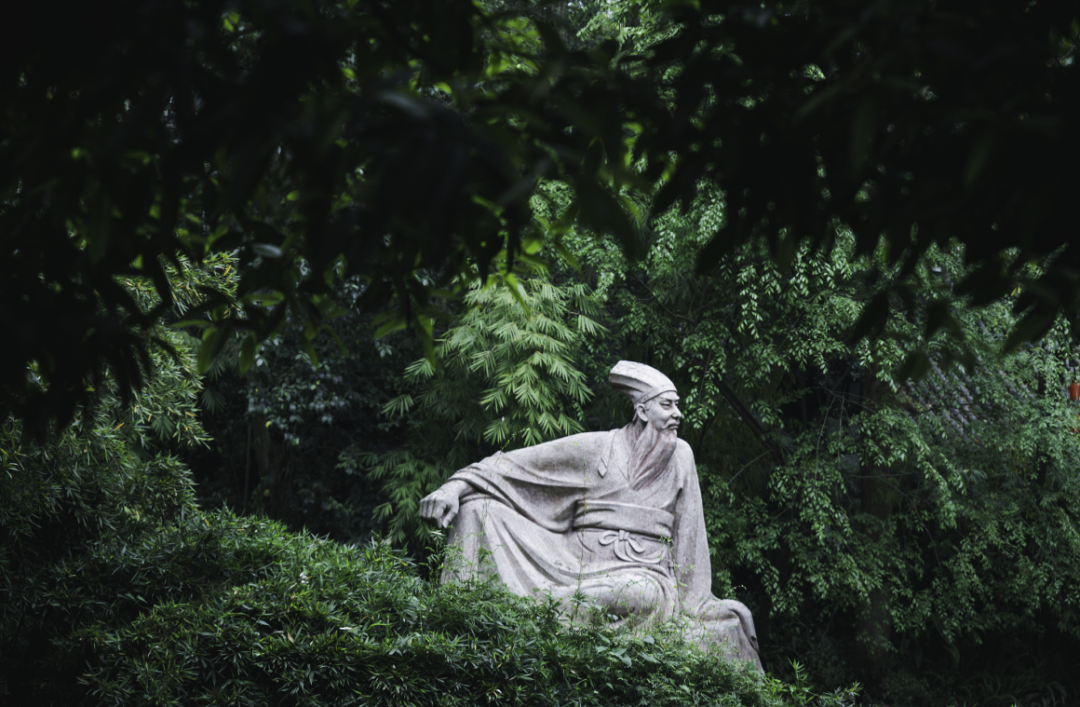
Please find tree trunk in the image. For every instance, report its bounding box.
[250,419,284,516]
[855,364,895,677]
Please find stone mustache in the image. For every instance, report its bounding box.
[420,361,761,669]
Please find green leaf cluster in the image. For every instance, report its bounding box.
[345,274,604,544]
[348,274,604,546]
[73,523,801,707]
[189,281,413,539]
[1,316,210,702]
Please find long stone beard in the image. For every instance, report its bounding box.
[628,421,679,490]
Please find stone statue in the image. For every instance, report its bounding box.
[419,361,761,669]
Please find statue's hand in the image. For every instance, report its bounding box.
[419,484,462,529]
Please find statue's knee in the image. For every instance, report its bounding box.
[587,575,666,617]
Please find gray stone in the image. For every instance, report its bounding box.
[419,360,761,669]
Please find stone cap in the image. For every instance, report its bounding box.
[608,360,677,405]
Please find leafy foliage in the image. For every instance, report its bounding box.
[0,332,208,702]
[188,276,416,541]
[0,0,669,435]
[645,0,1080,351]
[76,524,813,707]
[350,275,605,545]
[5,0,1078,437]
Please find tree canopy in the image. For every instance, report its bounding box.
[3,0,1078,436]
[651,0,1080,366]
[0,0,665,435]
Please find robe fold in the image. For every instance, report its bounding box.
[443,424,762,669]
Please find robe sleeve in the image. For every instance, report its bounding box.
[670,440,718,615]
[447,431,611,534]
[671,442,760,655]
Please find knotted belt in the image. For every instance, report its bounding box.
[571,500,674,564]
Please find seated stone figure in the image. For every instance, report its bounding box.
[420,361,761,669]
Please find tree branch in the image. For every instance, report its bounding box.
[716,378,784,467]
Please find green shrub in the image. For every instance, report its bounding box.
[75,513,825,707]
[4,432,855,706]
[1,374,208,703]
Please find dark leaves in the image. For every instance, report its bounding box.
[4,0,1080,435]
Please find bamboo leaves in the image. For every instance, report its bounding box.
[358,275,605,544]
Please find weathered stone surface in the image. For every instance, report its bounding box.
[420,361,761,669]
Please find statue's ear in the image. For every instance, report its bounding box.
[635,403,649,423]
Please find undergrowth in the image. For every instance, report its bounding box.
[9,509,858,706]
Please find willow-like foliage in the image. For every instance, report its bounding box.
[349,275,605,545]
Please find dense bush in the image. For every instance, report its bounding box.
[75,516,789,707]
[7,503,855,707]
[0,294,213,703]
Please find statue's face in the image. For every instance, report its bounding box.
[637,391,681,431]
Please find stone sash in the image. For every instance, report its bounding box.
[571,500,674,541]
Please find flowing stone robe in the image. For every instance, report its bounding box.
[443,423,762,669]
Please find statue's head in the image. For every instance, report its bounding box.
[608,361,682,432]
